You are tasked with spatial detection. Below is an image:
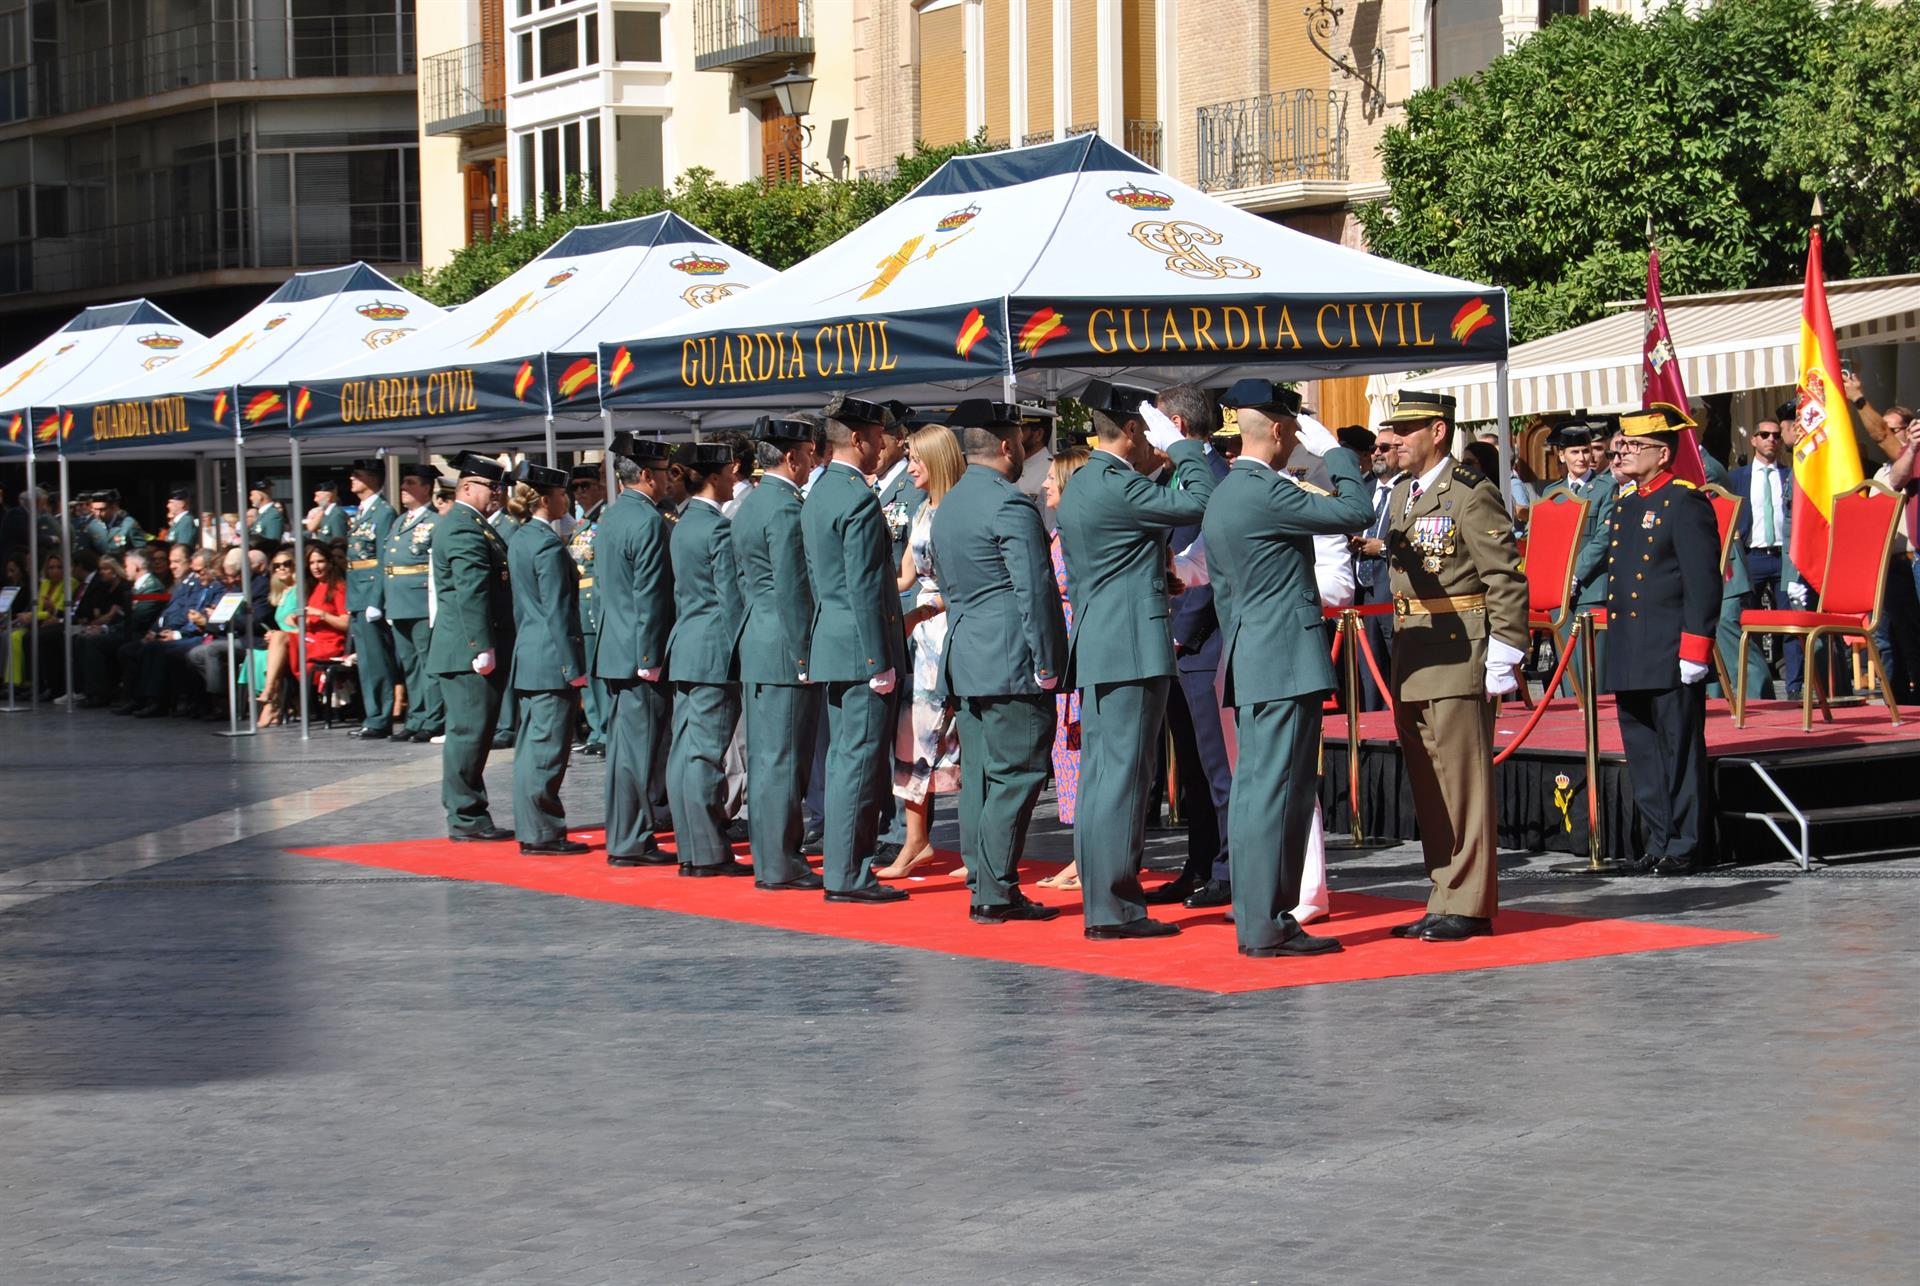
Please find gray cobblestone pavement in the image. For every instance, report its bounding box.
[2,710,1916,1284]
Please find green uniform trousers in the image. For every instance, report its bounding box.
[1227,695,1321,949]
[604,677,671,858]
[1394,694,1499,918]
[349,611,397,733]
[512,688,577,845]
[666,680,741,870]
[1074,677,1171,928]
[1711,592,1768,700]
[955,693,1055,909]
[493,676,518,739]
[743,681,820,886]
[821,679,889,894]
[391,617,443,736]
[439,668,506,836]
[581,630,609,744]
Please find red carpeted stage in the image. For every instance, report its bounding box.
[290,836,1766,994]
[1320,695,1920,866]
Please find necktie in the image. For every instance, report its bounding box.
[1370,485,1391,539]
[1756,466,1774,546]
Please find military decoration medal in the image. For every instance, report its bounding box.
[411,520,434,554]
[883,497,913,544]
[1411,514,1456,573]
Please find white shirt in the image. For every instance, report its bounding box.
[1018,443,1056,530]
[1749,459,1786,547]
[1172,458,1354,607]
[690,494,723,514]
[875,457,909,495]
[723,478,752,519]
[760,472,801,494]
[1091,447,1134,474]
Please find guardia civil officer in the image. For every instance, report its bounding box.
[1538,415,1616,694]
[1200,380,1372,957]
[870,402,925,866]
[1607,407,1721,874]
[1381,392,1529,941]
[731,416,825,891]
[505,460,590,856]
[929,399,1067,923]
[595,435,678,866]
[567,463,610,756]
[307,478,349,544]
[247,480,287,548]
[428,451,517,842]
[163,488,199,549]
[344,459,399,740]
[801,395,908,904]
[91,490,146,554]
[381,463,445,743]
[1056,379,1216,939]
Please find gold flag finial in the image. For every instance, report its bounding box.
[1646,213,1654,242]
[1812,195,1824,221]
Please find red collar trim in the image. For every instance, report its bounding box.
[1637,471,1675,497]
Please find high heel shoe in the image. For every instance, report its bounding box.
[873,844,937,879]
[257,702,282,727]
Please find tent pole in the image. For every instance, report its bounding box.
[543,414,558,468]
[290,434,310,741]
[1494,358,1513,515]
[601,409,615,495]
[23,442,36,710]
[219,428,258,739]
[59,451,73,712]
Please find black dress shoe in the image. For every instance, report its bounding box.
[755,872,826,891]
[1183,879,1232,909]
[724,817,751,842]
[1085,918,1181,940]
[450,826,515,843]
[971,898,1062,924]
[1240,930,1343,957]
[521,839,590,856]
[1651,855,1697,877]
[1143,874,1204,905]
[111,701,140,715]
[825,884,909,904]
[348,726,391,740]
[800,828,824,855]
[491,732,516,750]
[680,859,754,878]
[872,840,903,864]
[386,728,414,742]
[580,742,606,757]
[134,703,170,719]
[1419,914,1493,942]
[608,847,676,867]
[1389,914,1439,939]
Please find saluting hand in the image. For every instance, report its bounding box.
[1295,413,1339,458]
[1140,403,1185,452]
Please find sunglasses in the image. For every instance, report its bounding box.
[271,560,294,569]
[1751,431,1780,440]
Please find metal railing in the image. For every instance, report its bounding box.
[1123,118,1162,167]
[1195,89,1350,192]
[17,14,414,123]
[422,41,504,137]
[693,0,813,71]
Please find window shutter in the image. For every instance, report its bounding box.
[464,166,490,245]
[916,5,965,147]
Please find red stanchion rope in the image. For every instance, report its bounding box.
[1492,633,1581,765]
[1352,618,1395,719]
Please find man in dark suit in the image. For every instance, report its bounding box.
[1729,419,1802,694]
[930,399,1068,924]
[1151,382,1236,910]
[1350,425,1402,710]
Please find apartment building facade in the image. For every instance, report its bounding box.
[0,0,421,349]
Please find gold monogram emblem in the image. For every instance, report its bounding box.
[681,283,743,310]
[1129,220,1261,281]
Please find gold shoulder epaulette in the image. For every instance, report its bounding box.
[1675,479,1697,489]
[1452,463,1491,488]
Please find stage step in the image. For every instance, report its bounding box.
[1715,745,1920,868]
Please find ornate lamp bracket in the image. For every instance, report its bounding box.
[1304,0,1389,117]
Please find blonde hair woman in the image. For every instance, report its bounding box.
[1036,446,1092,890]
[877,424,967,880]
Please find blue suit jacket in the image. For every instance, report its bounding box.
[1728,459,1793,551]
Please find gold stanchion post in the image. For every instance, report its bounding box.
[1552,610,1626,874]
[1343,609,1364,845]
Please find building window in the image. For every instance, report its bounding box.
[1538,0,1584,22]
[519,131,536,218]
[539,19,579,76]
[517,31,534,83]
[613,8,661,63]
[584,12,599,66]
[1430,0,1504,85]
[518,113,604,217]
[916,0,965,147]
[614,113,663,194]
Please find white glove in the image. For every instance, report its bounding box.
[1484,636,1525,699]
[797,667,809,684]
[568,674,588,688]
[1140,402,1184,452]
[1786,581,1810,609]
[638,665,661,682]
[868,666,897,695]
[1295,412,1339,458]
[1035,671,1058,691]
[472,649,495,676]
[1679,659,1709,685]
[364,605,384,622]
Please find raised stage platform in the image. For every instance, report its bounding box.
[1319,696,1920,867]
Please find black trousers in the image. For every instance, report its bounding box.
[1165,665,1231,885]
[1616,683,1709,866]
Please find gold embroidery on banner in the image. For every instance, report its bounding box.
[681,283,744,310]
[1129,220,1261,281]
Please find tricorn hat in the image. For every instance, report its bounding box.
[514,459,569,490]
[946,399,1022,431]
[610,431,674,465]
[450,451,507,484]
[822,393,897,430]
[1078,379,1156,419]
[569,463,604,483]
[675,442,734,470]
[1220,378,1303,417]
[751,414,816,446]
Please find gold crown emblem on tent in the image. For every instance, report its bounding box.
[936,203,980,232]
[1108,183,1173,211]
[263,313,291,330]
[137,332,184,350]
[356,300,410,322]
[545,268,576,289]
[671,252,729,276]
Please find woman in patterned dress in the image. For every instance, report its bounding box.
[1036,447,1090,891]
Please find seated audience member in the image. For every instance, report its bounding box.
[248,549,304,725]
[115,547,221,717]
[52,553,130,702]
[76,549,161,706]
[7,549,72,693]
[182,549,273,720]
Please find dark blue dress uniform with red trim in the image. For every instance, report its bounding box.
[1605,462,1721,873]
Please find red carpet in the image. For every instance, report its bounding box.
[289,834,1767,994]
[1328,695,1915,757]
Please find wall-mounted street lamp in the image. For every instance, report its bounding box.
[1304,0,1388,118]
[763,64,837,180]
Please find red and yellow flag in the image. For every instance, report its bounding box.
[1641,242,1705,485]
[1789,219,1865,592]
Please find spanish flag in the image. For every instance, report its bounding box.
[1789,213,1865,594]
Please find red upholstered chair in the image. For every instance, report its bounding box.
[1736,481,1904,731]
[1522,491,1586,699]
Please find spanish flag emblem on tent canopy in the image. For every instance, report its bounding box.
[1789,202,1865,594]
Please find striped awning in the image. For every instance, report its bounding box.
[1371,272,1920,422]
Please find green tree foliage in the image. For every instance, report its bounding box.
[1356,0,1919,343]
[407,137,1000,308]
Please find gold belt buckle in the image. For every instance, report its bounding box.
[1393,595,1411,619]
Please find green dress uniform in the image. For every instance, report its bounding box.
[569,501,609,749]
[488,509,523,741]
[75,512,109,555]
[800,459,906,895]
[313,504,349,545]
[381,504,444,738]
[101,511,146,554]
[1540,468,1615,695]
[1702,453,1766,699]
[1201,447,1374,951]
[595,484,676,860]
[1387,456,1529,922]
[1605,467,1721,871]
[665,497,745,872]
[1056,436,1216,929]
[731,470,818,887]
[346,492,398,735]
[427,499,516,838]
[165,512,200,549]
[929,454,1068,913]
[248,501,287,548]
[508,516,587,847]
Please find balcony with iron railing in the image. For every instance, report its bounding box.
[694,0,812,73]
[1195,90,1350,194]
[423,41,504,138]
